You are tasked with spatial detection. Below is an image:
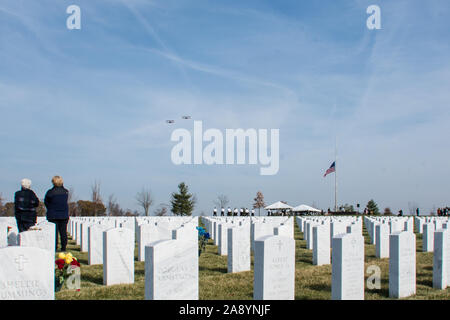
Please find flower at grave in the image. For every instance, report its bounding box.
[7,226,12,232]
[65,256,73,264]
[55,259,65,270]
[70,258,80,267]
[54,253,81,292]
[197,226,210,257]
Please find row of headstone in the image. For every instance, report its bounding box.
[415,217,449,234]
[1,214,447,300]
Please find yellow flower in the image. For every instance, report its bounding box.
[66,252,73,259]
[65,256,73,264]
[58,253,66,259]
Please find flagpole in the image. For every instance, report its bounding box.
[335,136,337,213]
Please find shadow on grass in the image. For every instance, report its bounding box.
[134,268,145,278]
[77,256,89,265]
[417,279,433,287]
[296,255,313,265]
[307,283,330,292]
[81,273,104,285]
[199,265,228,274]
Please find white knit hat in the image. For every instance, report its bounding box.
[21,178,32,189]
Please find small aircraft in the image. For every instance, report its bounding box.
[166,120,175,124]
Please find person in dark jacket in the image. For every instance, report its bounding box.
[14,178,40,232]
[44,175,69,252]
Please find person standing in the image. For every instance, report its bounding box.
[213,207,217,216]
[14,178,40,233]
[221,208,225,216]
[416,208,419,216]
[44,176,69,252]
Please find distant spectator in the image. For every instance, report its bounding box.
[45,176,69,252]
[416,208,419,216]
[14,178,40,232]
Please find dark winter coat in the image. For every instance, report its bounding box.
[44,186,69,220]
[14,188,40,223]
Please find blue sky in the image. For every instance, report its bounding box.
[1,0,449,215]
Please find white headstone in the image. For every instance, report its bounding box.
[218,223,231,256]
[389,231,416,298]
[76,221,81,245]
[145,239,198,300]
[313,224,330,265]
[274,224,294,239]
[19,224,55,253]
[138,224,171,262]
[433,229,449,290]
[423,223,435,252]
[0,223,7,248]
[331,232,364,300]
[253,235,295,300]
[376,223,390,258]
[228,225,251,273]
[103,228,135,286]
[251,222,274,251]
[305,222,315,250]
[172,225,197,243]
[0,246,54,300]
[88,224,108,265]
[80,223,92,253]
[213,221,219,246]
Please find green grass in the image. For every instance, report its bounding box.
[55,224,450,300]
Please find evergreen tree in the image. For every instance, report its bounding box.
[366,199,380,215]
[170,182,195,216]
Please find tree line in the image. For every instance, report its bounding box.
[0,181,197,217]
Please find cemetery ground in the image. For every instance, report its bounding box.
[55,223,450,300]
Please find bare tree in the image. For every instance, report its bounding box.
[91,181,102,203]
[136,188,154,216]
[408,201,419,215]
[68,187,75,203]
[107,194,123,216]
[213,194,229,209]
[154,203,169,216]
[67,187,79,216]
[91,180,102,216]
[0,193,4,216]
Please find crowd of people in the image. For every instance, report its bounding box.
[13,176,69,252]
[437,207,449,216]
[212,207,255,216]
[212,207,294,216]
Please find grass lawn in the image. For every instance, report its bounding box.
[55,223,450,300]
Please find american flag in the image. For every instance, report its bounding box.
[323,161,336,177]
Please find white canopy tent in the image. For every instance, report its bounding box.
[264,201,293,216]
[292,204,321,216]
[264,201,293,210]
[292,204,321,212]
